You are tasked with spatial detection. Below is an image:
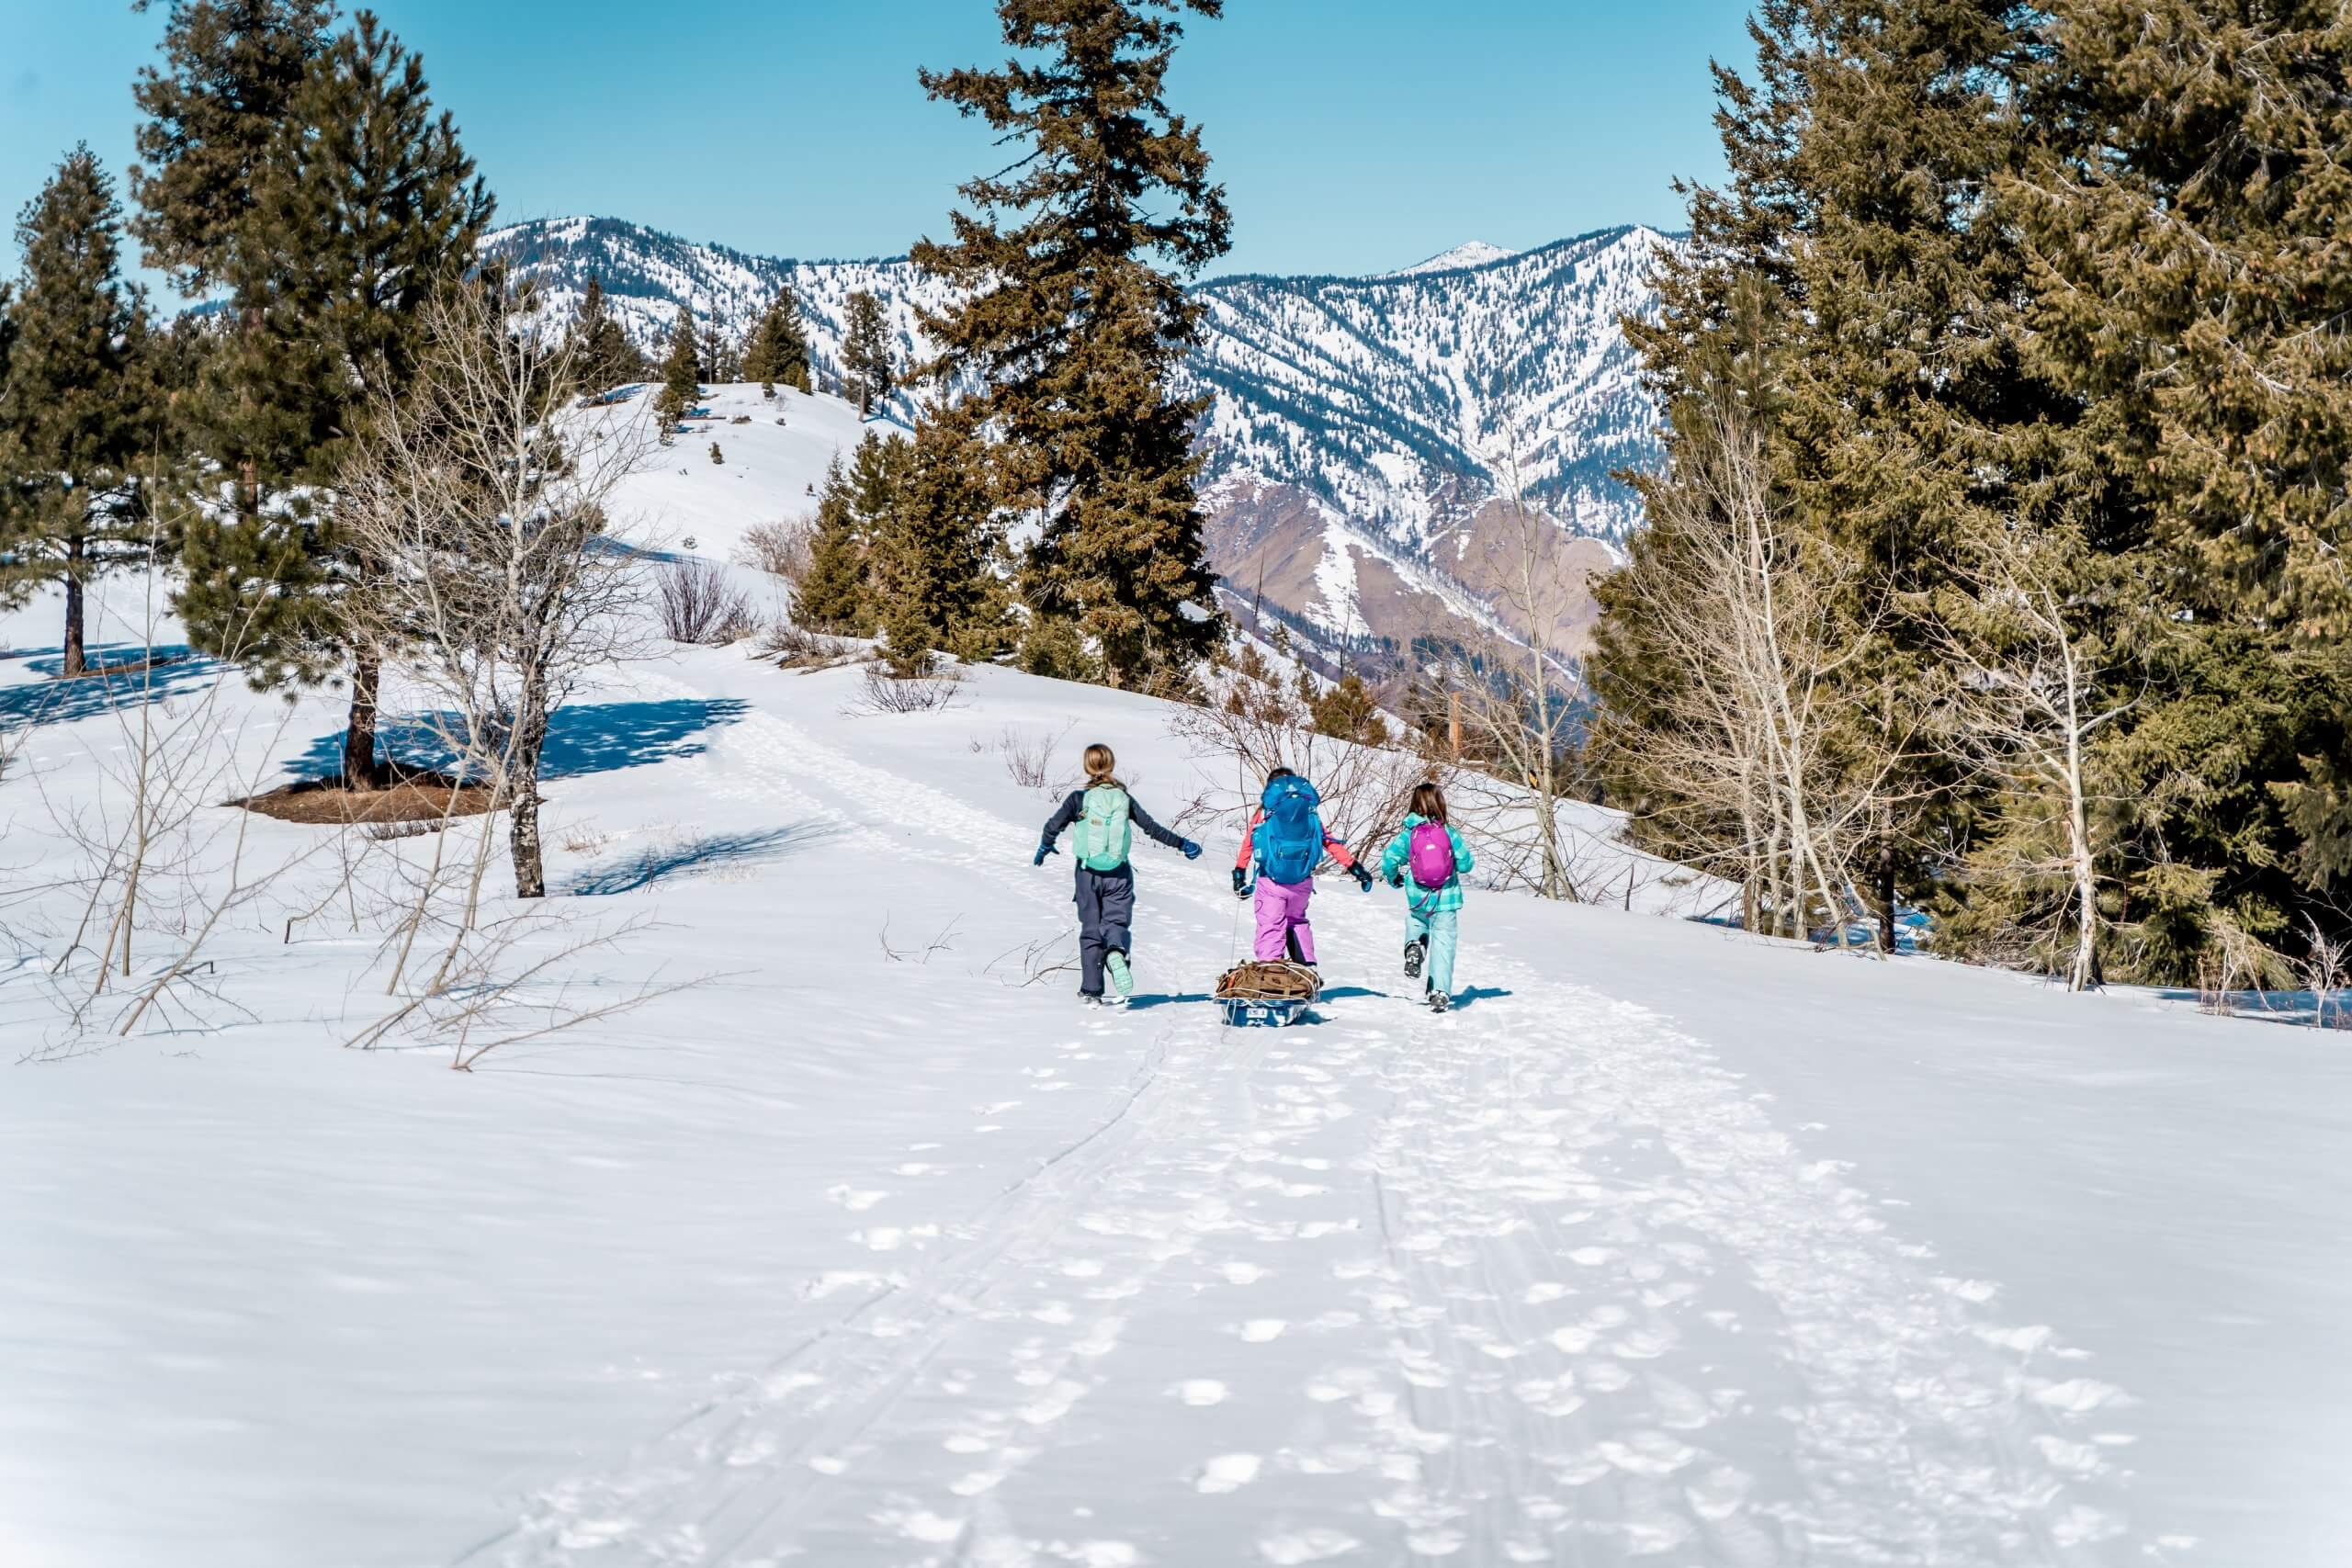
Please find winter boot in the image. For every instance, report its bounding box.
[1105,951,1134,1000]
[1079,992,1105,1009]
[1428,989,1451,1014]
[1403,938,1426,981]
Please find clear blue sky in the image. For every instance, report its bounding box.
[1,0,1752,288]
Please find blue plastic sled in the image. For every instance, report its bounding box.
[1220,996,1312,1028]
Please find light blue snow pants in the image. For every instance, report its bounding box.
[1406,904,1458,996]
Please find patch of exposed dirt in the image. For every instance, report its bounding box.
[235,769,497,825]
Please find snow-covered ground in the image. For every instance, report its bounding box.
[6,473,2352,1564]
[601,381,885,564]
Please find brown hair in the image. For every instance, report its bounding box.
[1083,743,1119,788]
[1409,781,1448,824]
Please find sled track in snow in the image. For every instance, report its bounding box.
[478,678,2141,1565]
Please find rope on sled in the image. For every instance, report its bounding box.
[1215,960,1322,1003]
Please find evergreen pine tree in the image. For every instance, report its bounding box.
[653,300,700,431]
[164,12,492,784]
[698,315,741,384]
[912,0,1229,691]
[2003,0,2352,969]
[870,412,1010,660]
[0,150,162,676]
[1593,0,2103,953]
[569,273,644,394]
[741,284,811,397]
[795,453,875,633]
[129,0,336,292]
[840,289,892,418]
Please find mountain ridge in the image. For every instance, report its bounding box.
[482,215,1676,667]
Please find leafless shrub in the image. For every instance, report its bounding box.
[17,533,370,1052]
[850,660,963,715]
[1173,633,1430,863]
[982,928,1080,987]
[560,821,615,856]
[2299,913,2348,1030]
[879,914,961,963]
[656,556,759,645]
[2195,914,2290,1018]
[998,722,1071,791]
[346,907,696,1070]
[755,618,861,671]
[735,517,814,583]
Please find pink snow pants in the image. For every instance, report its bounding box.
[1252,876,1317,963]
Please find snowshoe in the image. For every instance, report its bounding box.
[1105,951,1134,1000]
[1428,990,1451,1014]
[1403,939,1426,981]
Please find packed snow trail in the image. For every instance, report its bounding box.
[475,689,2136,1567]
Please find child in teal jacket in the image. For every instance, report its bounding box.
[1378,782,1474,1011]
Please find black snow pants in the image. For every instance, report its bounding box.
[1074,864,1136,997]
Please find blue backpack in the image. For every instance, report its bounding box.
[1257,775,1324,886]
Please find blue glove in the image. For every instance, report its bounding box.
[1034,841,1057,866]
[1182,840,1202,861]
[1232,867,1251,899]
[1351,864,1374,893]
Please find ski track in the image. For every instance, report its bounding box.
[480,671,2138,1566]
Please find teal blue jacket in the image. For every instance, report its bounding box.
[1379,815,1473,913]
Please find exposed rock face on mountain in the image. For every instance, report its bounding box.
[483,217,1671,668]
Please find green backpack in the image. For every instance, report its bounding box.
[1077,785,1133,871]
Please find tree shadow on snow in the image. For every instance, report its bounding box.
[286,698,750,783]
[563,821,846,896]
[0,645,220,731]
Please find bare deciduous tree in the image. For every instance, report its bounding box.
[337,276,653,900]
[1171,632,1429,862]
[1930,526,2135,991]
[1598,383,1899,945]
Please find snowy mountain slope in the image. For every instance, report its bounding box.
[1383,239,1516,276]
[484,217,1671,668]
[6,570,2352,1565]
[595,379,891,563]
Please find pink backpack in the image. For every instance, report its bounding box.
[1408,820,1456,890]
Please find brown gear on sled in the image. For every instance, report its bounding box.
[1214,960,1322,1004]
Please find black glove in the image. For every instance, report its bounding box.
[1034,841,1057,866]
[1388,872,1405,889]
[1232,867,1251,899]
[1351,864,1374,893]
[1182,840,1202,861]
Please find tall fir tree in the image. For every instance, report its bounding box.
[912,0,1228,691]
[698,315,741,385]
[129,0,336,293]
[0,150,161,676]
[2002,0,2352,971]
[875,412,1011,660]
[569,273,645,394]
[796,452,873,634]
[840,289,892,418]
[741,285,812,397]
[653,300,701,431]
[163,11,492,784]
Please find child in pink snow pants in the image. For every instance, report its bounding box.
[1232,768,1373,964]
